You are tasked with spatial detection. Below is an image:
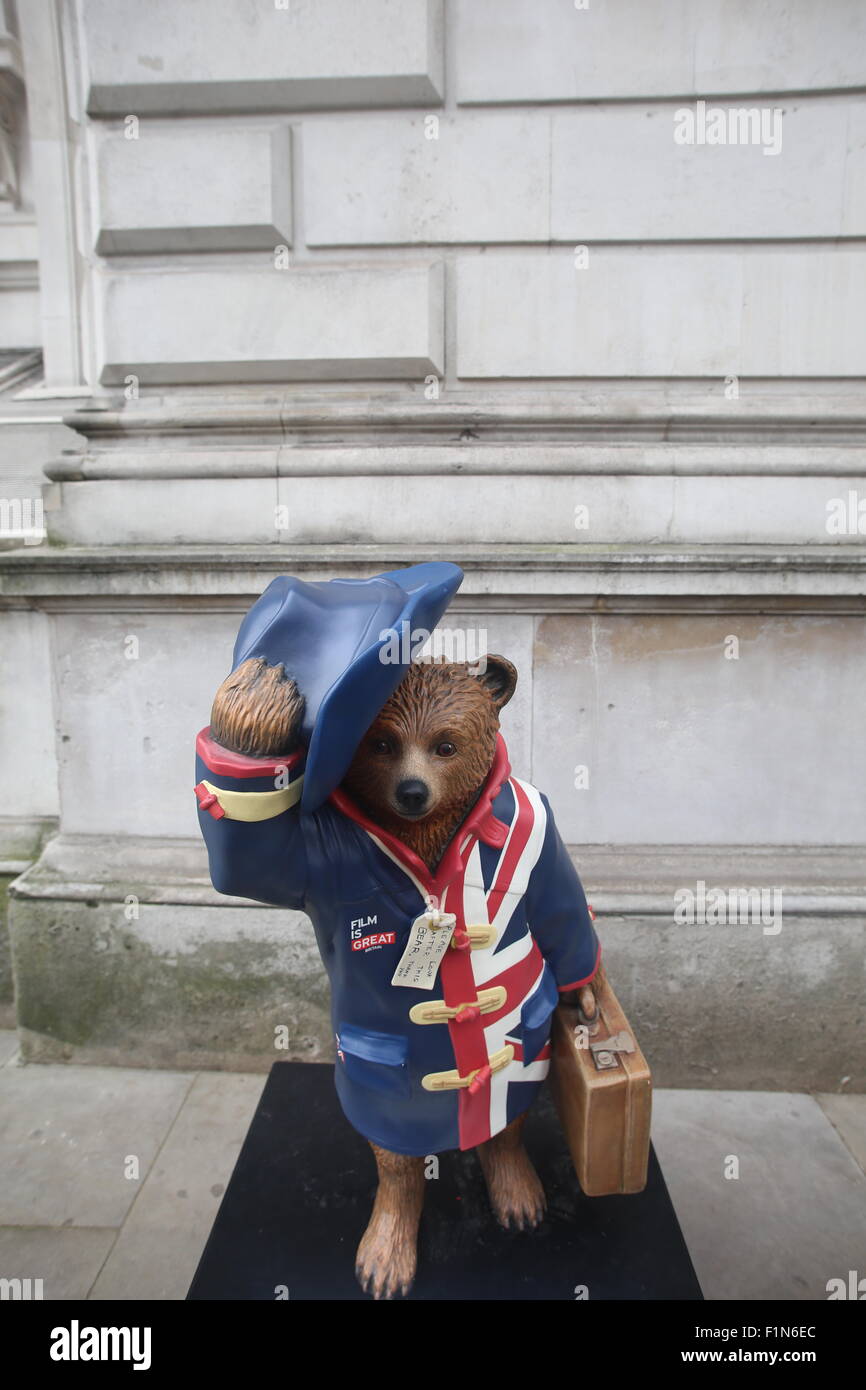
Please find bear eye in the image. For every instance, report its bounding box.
[435,740,456,757]
[371,737,393,755]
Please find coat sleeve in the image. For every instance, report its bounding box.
[194,727,308,909]
[524,794,600,991]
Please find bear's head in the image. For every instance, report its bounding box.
[341,655,517,854]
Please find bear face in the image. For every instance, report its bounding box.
[341,655,517,868]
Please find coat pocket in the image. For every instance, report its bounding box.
[520,965,560,1066]
[336,1023,411,1099]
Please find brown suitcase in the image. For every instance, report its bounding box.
[549,973,652,1197]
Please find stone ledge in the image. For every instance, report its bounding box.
[11,835,866,917]
[8,859,864,1087]
[43,442,866,481]
[1,544,865,610]
[61,390,866,442]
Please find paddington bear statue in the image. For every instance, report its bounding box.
[195,562,602,1299]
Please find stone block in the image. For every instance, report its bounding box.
[455,0,866,104]
[277,472,866,547]
[82,0,444,114]
[552,100,854,241]
[47,610,248,839]
[47,478,282,546]
[532,612,866,846]
[0,612,58,822]
[98,263,444,384]
[95,125,292,254]
[456,250,866,377]
[305,113,548,244]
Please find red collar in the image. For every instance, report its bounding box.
[329,734,512,896]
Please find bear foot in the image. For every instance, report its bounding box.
[356,1144,425,1299]
[355,1209,419,1300]
[477,1116,547,1231]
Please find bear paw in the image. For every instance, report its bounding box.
[209,657,304,757]
[355,1209,419,1300]
[478,1141,547,1232]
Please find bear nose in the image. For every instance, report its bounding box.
[396,778,430,815]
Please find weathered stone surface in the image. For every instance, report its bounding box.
[532,611,866,846]
[9,895,331,1073]
[599,913,864,1092]
[47,611,263,840]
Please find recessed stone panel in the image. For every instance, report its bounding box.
[82,0,443,114]
[98,264,444,384]
[95,126,292,254]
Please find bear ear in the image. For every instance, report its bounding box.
[472,654,517,710]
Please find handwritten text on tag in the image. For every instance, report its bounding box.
[391,910,457,990]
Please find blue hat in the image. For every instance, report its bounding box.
[230,562,464,812]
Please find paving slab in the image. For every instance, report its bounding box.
[816,1094,866,1175]
[651,1089,866,1301]
[0,1226,116,1300]
[89,1070,266,1300]
[0,1030,19,1066]
[0,1063,194,1229]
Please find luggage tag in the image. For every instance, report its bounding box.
[391,902,456,990]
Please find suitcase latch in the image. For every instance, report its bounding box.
[590,1030,635,1070]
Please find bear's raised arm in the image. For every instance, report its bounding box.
[194,658,309,909]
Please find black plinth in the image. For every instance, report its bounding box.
[188,1061,702,1301]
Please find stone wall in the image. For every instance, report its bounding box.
[1,0,864,1088]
